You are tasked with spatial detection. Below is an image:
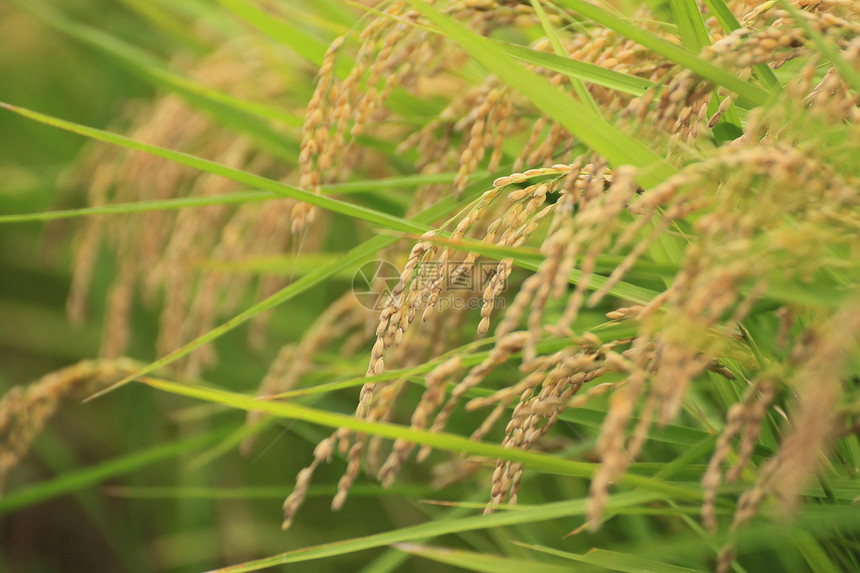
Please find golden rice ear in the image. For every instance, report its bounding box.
[0,359,140,494]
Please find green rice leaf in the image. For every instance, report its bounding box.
[489,38,654,96]
[518,545,706,573]
[392,544,574,572]
[140,376,701,501]
[0,429,228,515]
[0,173,461,224]
[669,0,710,51]
[205,491,662,572]
[0,192,276,224]
[529,0,601,114]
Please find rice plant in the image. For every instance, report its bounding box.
[1,0,859,571]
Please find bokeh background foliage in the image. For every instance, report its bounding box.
[1,1,859,572]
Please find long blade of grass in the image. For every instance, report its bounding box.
[0,192,275,223]
[103,483,431,500]
[553,0,774,107]
[489,38,654,96]
[206,491,662,572]
[669,0,710,50]
[0,173,462,224]
[0,101,424,234]
[392,544,574,573]
[0,429,227,515]
[405,0,677,189]
[518,544,705,573]
[530,0,601,115]
[141,376,702,502]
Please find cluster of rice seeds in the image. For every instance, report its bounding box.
[295,2,452,226]
[312,305,481,519]
[583,135,860,528]
[716,304,860,573]
[486,380,571,509]
[474,174,567,334]
[285,167,564,515]
[281,434,337,530]
[282,288,500,527]
[416,331,531,464]
[495,223,569,359]
[618,8,827,148]
[362,164,569,381]
[293,36,344,233]
[0,359,139,493]
[586,337,655,529]
[453,86,508,194]
[524,4,708,153]
[281,365,410,530]
[556,165,646,333]
[683,2,859,146]
[653,70,715,148]
[517,25,670,155]
[398,79,519,210]
[479,341,620,510]
[491,161,637,345]
[297,156,657,519]
[701,376,778,531]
